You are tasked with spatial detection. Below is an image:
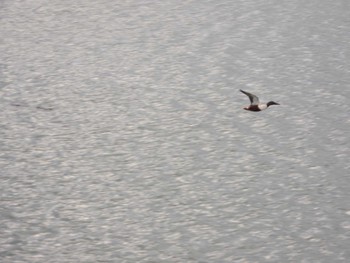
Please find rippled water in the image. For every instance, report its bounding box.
[1,0,350,262]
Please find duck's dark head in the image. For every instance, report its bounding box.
[267,101,280,107]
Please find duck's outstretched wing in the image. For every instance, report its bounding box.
[240,89,259,105]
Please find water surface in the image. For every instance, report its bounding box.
[1,0,350,262]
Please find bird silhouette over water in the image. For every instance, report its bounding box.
[240,89,279,111]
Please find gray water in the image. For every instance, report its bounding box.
[1,0,350,262]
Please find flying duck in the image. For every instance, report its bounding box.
[240,89,279,111]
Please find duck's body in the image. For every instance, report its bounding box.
[244,104,267,111]
[240,89,279,111]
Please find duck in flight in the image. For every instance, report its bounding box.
[240,89,280,111]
